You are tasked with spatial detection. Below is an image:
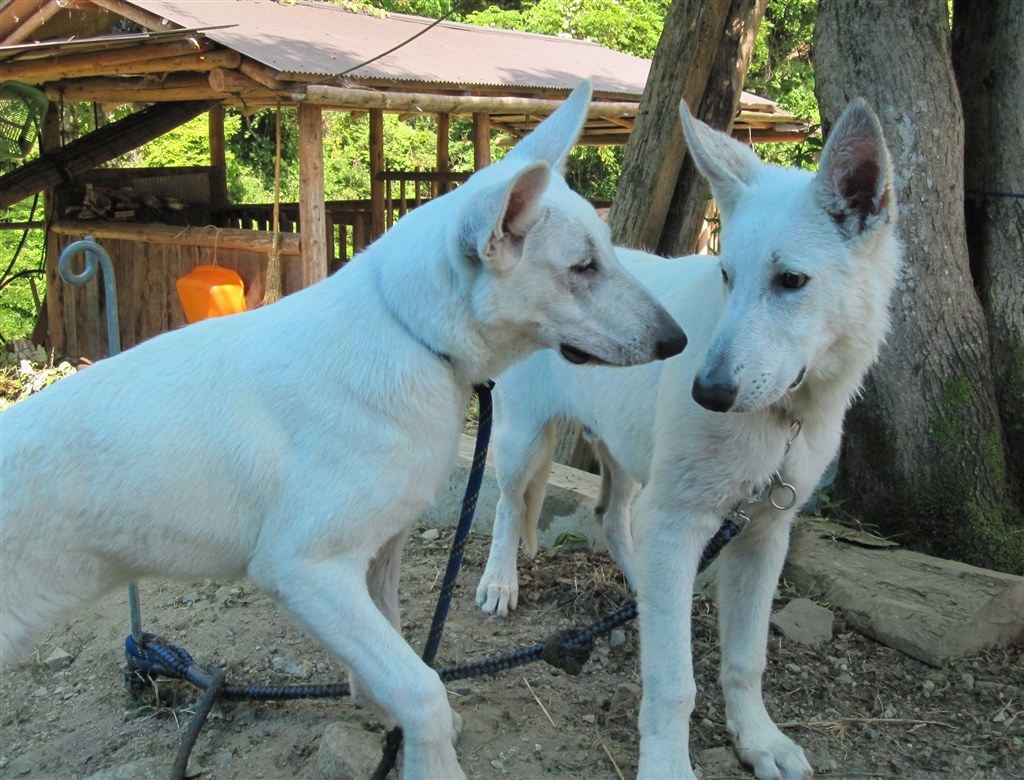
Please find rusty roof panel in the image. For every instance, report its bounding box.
[128,0,650,97]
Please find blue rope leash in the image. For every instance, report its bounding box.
[122,380,743,778]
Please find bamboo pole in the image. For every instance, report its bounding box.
[50,221,302,255]
[297,84,638,119]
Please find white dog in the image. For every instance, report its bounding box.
[477,99,901,779]
[0,81,686,779]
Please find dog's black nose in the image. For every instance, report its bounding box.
[654,314,687,360]
[655,331,687,360]
[692,376,737,412]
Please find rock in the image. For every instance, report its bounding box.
[609,628,627,649]
[420,527,441,541]
[7,757,34,776]
[43,647,74,669]
[771,598,835,645]
[316,721,388,779]
[695,746,741,778]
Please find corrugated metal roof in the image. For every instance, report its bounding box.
[128,0,650,98]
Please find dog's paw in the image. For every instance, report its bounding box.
[732,727,813,780]
[475,573,518,617]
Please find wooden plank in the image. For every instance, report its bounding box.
[298,103,327,287]
[785,518,1024,666]
[50,221,301,255]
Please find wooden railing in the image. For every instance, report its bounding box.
[378,170,472,229]
[215,200,372,273]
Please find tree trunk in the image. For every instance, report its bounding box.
[952,0,1024,505]
[557,0,765,471]
[607,0,732,251]
[659,0,767,257]
[815,0,1023,573]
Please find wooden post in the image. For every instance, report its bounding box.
[369,108,385,240]
[208,104,228,211]
[298,103,327,288]
[436,112,450,196]
[472,112,490,170]
[40,101,65,355]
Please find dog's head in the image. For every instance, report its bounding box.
[450,81,686,374]
[680,99,901,414]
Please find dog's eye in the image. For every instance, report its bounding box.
[721,268,730,285]
[778,271,809,290]
[571,258,597,274]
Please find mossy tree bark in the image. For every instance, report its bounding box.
[952,0,1024,507]
[815,0,1023,573]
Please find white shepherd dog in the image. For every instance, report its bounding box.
[0,81,686,779]
[477,99,901,780]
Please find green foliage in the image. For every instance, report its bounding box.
[0,197,44,345]
[466,0,670,58]
[746,0,819,168]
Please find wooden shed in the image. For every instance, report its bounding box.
[0,0,809,359]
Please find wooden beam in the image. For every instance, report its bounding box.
[369,108,385,240]
[208,67,266,95]
[298,103,327,287]
[237,58,290,91]
[0,39,219,82]
[473,112,490,170]
[0,100,215,210]
[298,84,637,120]
[50,220,302,255]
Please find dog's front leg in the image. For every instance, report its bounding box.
[633,487,720,780]
[716,510,812,780]
[263,558,464,780]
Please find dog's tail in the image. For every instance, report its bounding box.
[520,421,559,558]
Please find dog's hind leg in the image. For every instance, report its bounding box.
[267,557,465,780]
[590,436,639,588]
[477,419,556,616]
[716,509,812,780]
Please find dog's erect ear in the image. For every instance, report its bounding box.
[813,98,895,241]
[460,160,551,272]
[678,100,762,218]
[505,80,592,173]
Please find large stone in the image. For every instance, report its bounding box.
[771,598,835,645]
[316,721,389,779]
[786,518,1024,666]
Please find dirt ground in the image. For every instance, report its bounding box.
[1,527,1021,780]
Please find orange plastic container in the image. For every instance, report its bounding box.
[176,265,247,324]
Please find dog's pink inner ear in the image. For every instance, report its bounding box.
[840,156,882,217]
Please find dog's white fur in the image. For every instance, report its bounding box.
[477,100,901,779]
[0,82,686,779]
